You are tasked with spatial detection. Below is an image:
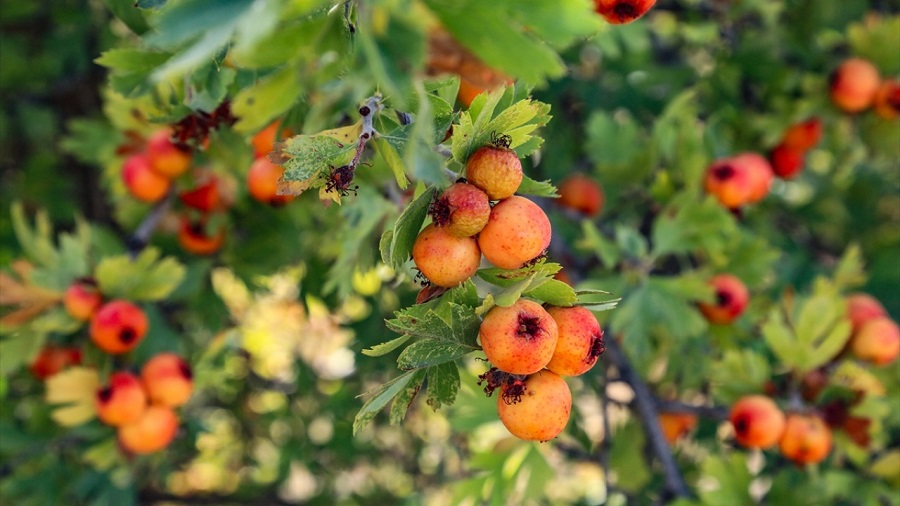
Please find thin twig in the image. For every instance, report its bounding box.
[603,335,691,499]
[127,191,174,257]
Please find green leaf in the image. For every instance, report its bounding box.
[517,176,557,198]
[231,65,303,134]
[386,186,435,271]
[426,362,460,410]
[354,370,422,435]
[451,91,551,165]
[95,48,171,74]
[578,221,620,268]
[386,302,480,347]
[186,62,236,112]
[379,229,394,266]
[361,334,412,357]
[697,454,754,506]
[278,133,358,192]
[524,279,577,307]
[356,13,425,111]
[0,332,47,377]
[373,137,410,189]
[95,248,186,301]
[424,0,593,85]
[615,225,649,260]
[832,244,866,290]
[135,0,167,8]
[396,339,476,370]
[492,273,539,307]
[389,369,426,425]
[651,195,737,257]
[609,421,650,492]
[710,349,772,405]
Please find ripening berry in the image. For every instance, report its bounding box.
[29,346,82,380]
[429,182,491,237]
[465,144,523,200]
[594,0,657,25]
[96,372,148,427]
[89,300,148,354]
[873,79,900,120]
[118,405,179,454]
[122,153,171,203]
[830,58,880,113]
[251,121,292,159]
[733,153,773,204]
[557,174,604,217]
[779,413,833,465]
[545,306,605,376]
[141,353,193,407]
[63,279,103,321]
[479,299,559,375]
[147,130,192,178]
[781,118,823,151]
[845,293,887,334]
[179,179,221,213]
[698,274,749,325]
[412,223,481,287]
[770,144,805,179]
[497,370,572,441]
[850,317,900,366]
[729,395,786,449]
[177,217,225,256]
[658,412,698,445]
[247,158,295,206]
[704,158,752,209]
[478,196,551,270]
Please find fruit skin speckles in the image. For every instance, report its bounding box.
[429,182,491,238]
[497,370,572,442]
[477,196,551,270]
[545,306,605,377]
[411,223,481,288]
[479,299,559,376]
[464,145,523,201]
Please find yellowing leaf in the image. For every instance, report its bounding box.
[0,260,62,327]
[318,122,362,143]
[211,267,252,320]
[832,361,886,396]
[45,366,99,426]
[870,450,900,486]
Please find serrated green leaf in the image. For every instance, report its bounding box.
[387,186,435,271]
[524,279,577,307]
[397,339,475,370]
[361,334,412,357]
[517,176,557,197]
[278,133,357,192]
[762,308,800,370]
[426,362,460,410]
[373,137,410,189]
[833,244,866,290]
[354,370,421,435]
[446,280,479,307]
[95,48,171,73]
[389,369,426,425]
[386,302,479,347]
[95,248,186,301]
[615,225,649,260]
[0,332,47,376]
[451,91,550,165]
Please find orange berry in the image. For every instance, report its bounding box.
[141,353,193,407]
[147,130,192,178]
[779,413,833,465]
[63,279,102,321]
[658,412,698,445]
[545,306,605,376]
[247,158,295,206]
[29,346,82,380]
[96,372,148,427]
[770,144,805,179]
[873,79,900,120]
[118,405,179,454]
[557,174,604,217]
[479,299,559,375]
[478,196,551,270]
[177,217,225,256]
[845,293,887,334]
[412,223,481,287]
[698,274,749,325]
[850,317,900,366]
[781,118,822,151]
[704,158,753,209]
[429,182,491,237]
[89,300,148,354]
[465,145,523,201]
[251,121,292,159]
[830,58,880,113]
[122,153,171,203]
[729,395,786,449]
[497,370,572,441]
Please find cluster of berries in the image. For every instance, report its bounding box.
[830,58,899,118]
[120,129,228,255]
[412,135,551,287]
[478,302,605,441]
[247,121,296,207]
[95,353,191,454]
[768,118,823,180]
[36,279,194,454]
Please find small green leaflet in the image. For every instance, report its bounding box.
[517,176,558,198]
[451,88,551,165]
[389,369,426,425]
[385,302,480,347]
[276,132,358,194]
[95,248,186,301]
[356,363,463,432]
[477,261,576,307]
[397,340,476,370]
[10,203,92,291]
[384,186,435,271]
[354,370,422,435]
[362,334,411,357]
[426,362,460,410]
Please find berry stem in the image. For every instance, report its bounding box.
[604,334,691,500]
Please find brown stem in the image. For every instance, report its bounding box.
[603,335,691,499]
